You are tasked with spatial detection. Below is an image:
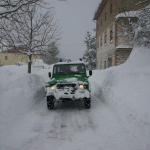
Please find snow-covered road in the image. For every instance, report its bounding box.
[0,83,144,150]
[1,47,150,150]
[0,88,98,150]
[0,92,132,150]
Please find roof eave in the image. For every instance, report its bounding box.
[93,5,101,20]
[93,0,107,20]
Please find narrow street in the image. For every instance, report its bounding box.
[0,65,150,150]
[0,85,137,150]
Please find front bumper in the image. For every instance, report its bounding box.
[46,87,90,102]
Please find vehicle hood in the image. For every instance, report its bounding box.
[47,75,88,85]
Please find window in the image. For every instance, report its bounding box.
[5,56,8,61]
[105,34,107,44]
[105,12,107,21]
[97,23,99,31]
[97,41,99,48]
[100,38,102,46]
[110,30,113,41]
[97,37,99,48]
[108,58,112,67]
[101,19,102,26]
[110,4,112,15]
[104,61,107,69]
[53,64,86,74]
[100,61,102,69]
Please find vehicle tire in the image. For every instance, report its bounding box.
[47,96,55,110]
[47,101,54,110]
[84,99,91,108]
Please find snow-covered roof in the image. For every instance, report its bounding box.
[116,3,150,20]
[54,61,85,65]
[93,0,103,20]
[0,1,38,17]
[116,45,133,49]
[1,46,28,54]
[116,11,140,20]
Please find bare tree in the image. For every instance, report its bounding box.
[0,0,40,19]
[0,3,61,73]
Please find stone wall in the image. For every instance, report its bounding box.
[115,49,132,66]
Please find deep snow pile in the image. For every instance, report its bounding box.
[89,47,150,149]
[0,65,46,128]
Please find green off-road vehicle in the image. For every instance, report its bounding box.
[45,60,92,109]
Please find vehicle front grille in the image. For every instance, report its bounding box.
[56,84,76,89]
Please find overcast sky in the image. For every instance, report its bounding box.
[46,0,101,61]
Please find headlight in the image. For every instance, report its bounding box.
[50,85,55,90]
[79,84,84,89]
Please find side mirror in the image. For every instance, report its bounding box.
[89,70,92,76]
[48,72,51,78]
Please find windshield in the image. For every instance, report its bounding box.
[53,64,85,74]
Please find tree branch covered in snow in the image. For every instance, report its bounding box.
[136,0,148,6]
[117,4,150,48]
[0,0,41,19]
[132,5,150,47]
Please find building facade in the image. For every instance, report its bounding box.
[94,0,150,69]
[0,47,40,65]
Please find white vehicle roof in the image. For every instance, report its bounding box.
[54,61,85,65]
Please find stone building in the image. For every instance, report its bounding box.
[93,0,150,69]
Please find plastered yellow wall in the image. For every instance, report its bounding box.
[0,53,40,65]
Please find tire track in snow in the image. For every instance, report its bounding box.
[43,101,96,141]
[18,98,97,149]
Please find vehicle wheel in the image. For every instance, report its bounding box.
[47,101,54,109]
[84,99,91,108]
[47,96,55,110]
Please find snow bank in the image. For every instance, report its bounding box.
[89,47,150,149]
[0,65,55,150]
[122,46,150,69]
[0,65,45,127]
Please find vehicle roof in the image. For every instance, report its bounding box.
[54,61,85,66]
